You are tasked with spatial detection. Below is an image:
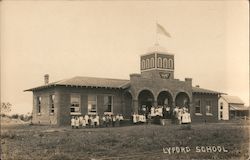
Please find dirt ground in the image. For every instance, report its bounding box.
[1,121,249,160]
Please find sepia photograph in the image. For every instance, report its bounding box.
[1,0,249,159]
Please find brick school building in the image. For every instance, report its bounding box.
[25,45,220,126]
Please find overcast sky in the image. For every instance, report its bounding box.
[1,1,249,114]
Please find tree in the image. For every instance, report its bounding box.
[1,102,12,114]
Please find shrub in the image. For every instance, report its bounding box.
[11,114,19,119]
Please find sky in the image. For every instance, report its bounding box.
[1,0,249,114]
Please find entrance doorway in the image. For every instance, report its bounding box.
[157,91,173,107]
[175,92,190,109]
[138,90,154,116]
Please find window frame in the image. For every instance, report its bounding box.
[150,57,155,68]
[49,94,55,115]
[103,95,113,114]
[168,59,173,69]
[163,58,168,68]
[37,96,42,115]
[205,100,213,116]
[70,94,81,115]
[220,102,223,110]
[141,60,145,70]
[88,95,97,115]
[158,57,163,68]
[146,59,150,69]
[220,111,223,120]
[194,99,202,115]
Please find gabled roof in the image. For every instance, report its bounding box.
[192,86,220,95]
[25,76,130,91]
[221,95,244,104]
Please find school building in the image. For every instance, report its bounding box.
[25,45,221,126]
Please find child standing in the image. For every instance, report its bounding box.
[71,116,75,129]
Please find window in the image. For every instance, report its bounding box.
[163,58,168,68]
[168,59,173,69]
[49,95,55,114]
[70,95,81,115]
[220,102,223,110]
[206,100,212,115]
[158,57,162,68]
[195,99,201,115]
[104,95,113,113]
[88,95,97,114]
[146,59,150,69]
[150,58,155,68]
[37,97,42,114]
[220,111,223,120]
[141,60,145,69]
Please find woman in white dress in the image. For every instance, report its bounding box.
[71,116,75,129]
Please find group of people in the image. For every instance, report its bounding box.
[172,106,191,124]
[138,105,191,125]
[71,106,191,128]
[71,114,124,129]
[132,113,146,124]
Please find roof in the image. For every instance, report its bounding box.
[221,95,244,104]
[25,76,222,95]
[230,104,250,111]
[25,76,130,91]
[192,87,220,95]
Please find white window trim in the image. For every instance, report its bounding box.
[70,94,81,115]
[88,95,97,114]
[206,113,213,116]
[37,96,42,114]
[205,100,212,116]
[163,58,168,68]
[158,57,162,68]
[195,113,202,116]
[141,60,145,70]
[168,59,173,69]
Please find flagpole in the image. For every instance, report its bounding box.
[155,21,159,46]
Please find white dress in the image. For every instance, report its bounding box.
[84,115,89,125]
[133,114,137,123]
[71,118,75,127]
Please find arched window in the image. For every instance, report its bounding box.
[168,59,173,69]
[146,59,150,69]
[158,57,162,68]
[163,58,168,68]
[141,60,145,69]
[150,58,154,68]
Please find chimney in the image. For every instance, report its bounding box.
[185,78,192,86]
[44,74,49,85]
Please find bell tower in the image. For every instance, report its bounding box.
[140,44,174,80]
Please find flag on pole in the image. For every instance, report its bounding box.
[156,23,171,38]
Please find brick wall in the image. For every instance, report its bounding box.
[129,74,192,101]
[191,93,219,122]
[54,86,124,126]
[32,88,58,125]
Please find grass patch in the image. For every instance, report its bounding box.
[1,122,249,160]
